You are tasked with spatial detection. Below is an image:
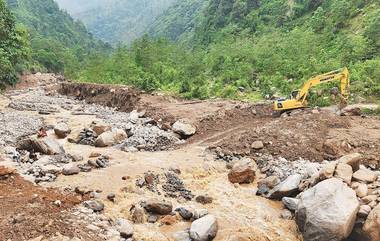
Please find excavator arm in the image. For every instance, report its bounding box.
[274,67,350,111]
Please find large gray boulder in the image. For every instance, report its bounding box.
[296,178,359,241]
[18,137,64,155]
[190,215,218,241]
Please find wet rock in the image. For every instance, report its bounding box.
[172,120,196,137]
[173,230,191,241]
[363,203,380,240]
[116,219,134,239]
[84,200,104,212]
[176,207,193,220]
[334,163,353,184]
[282,197,299,212]
[196,195,213,205]
[251,140,264,150]
[228,158,256,184]
[62,164,80,175]
[190,215,218,241]
[353,169,377,183]
[268,174,303,200]
[296,178,359,241]
[338,153,362,172]
[144,199,173,215]
[54,123,71,138]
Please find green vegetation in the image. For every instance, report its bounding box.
[55,0,177,44]
[9,0,110,76]
[0,0,30,87]
[78,0,380,102]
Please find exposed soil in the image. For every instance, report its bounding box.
[0,167,97,241]
[1,74,380,241]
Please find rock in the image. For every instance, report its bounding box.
[176,207,193,220]
[91,122,111,135]
[251,140,264,150]
[131,205,146,224]
[355,183,369,198]
[338,153,362,172]
[54,123,71,138]
[363,203,380,241]
[228,158,256,184]
[353,169,377,183]
[280,210,293,220]
[107,193,116,202]
[172,120,196,136]
[193,209,209,220]
[70,154,83,162]
[259,176,280,189]
[173,231,192,241]
[190,215,218,241]
[196,195,213,205]
[62,164,80,175]
[362,195,377,204]
[268,174,303,200]
[84,200,104,212]
[89,152,102,158]
[334,163,353,184]
[144,199,173,215]
[282,197,299,212]
[41,164,62,174]
[295,178,359,241]
[147,214,158,223]
[19,138,64,155]
[319,162,336,180]
[358,205,372,218]
[95,129,127,147]
[160,215,177,225]
[117,219,134,239]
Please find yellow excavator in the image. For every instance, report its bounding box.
[274,67,350,112]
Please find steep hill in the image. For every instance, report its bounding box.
[55,0,176,44]
[8,0,110,75]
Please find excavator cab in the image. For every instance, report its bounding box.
[273,68,350,112]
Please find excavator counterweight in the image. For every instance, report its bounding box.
[274,68,350,112]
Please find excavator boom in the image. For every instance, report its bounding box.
[274,68,350,111]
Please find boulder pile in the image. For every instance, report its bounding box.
[254,152,380,241]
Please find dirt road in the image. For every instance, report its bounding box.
[1,73,379,241]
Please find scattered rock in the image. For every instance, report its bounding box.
[268,174,303,200]
[353,169,377,183]
[144,199,173,215]
[117,219,134,239]
[338,153,362,172]
[319,162,336,180]
[190,215,218,241]
[107,193,116,202]
[84,200,104,212]
[358,205,372,218]
[176,207,193,220]
[334,163,353,184]
[172,120,196,137]
[282,197,299,212]
[228,158,256,184]
[54,123,71,138]
[196,195,213,205]
[251,140,264,150]
[296,178,359,241]
[62,164,80,175]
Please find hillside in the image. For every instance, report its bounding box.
[8,0,110,75]
[90,0,379,102]
[55,0,176,44]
